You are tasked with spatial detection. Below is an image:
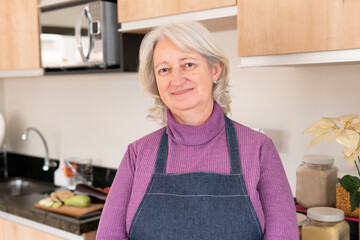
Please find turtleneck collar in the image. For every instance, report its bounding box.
[166,102,225,146]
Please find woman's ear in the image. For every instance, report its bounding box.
[211,61,224,82]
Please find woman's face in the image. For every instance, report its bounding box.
[153,38,222,123]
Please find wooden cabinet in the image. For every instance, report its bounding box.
[117,0,236,23]
[238,0,360,57]
[0,218,63,240]
[0,217,96,240]
[0,217,3,240]
[0,0,41,71]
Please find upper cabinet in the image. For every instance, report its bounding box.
[238,0,360,57]
[118,0,236,23]
[0,0,41,71]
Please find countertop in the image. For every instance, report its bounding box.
[0,191,101,235]
[0,153,116,238]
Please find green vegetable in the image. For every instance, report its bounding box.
[64,195,91,207]
[52,202,62,208]
[38,197,54,207]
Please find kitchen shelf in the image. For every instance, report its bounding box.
[240,49,360,67]
[38,0,81,8]
[118,6,237,33]
[0,69,43,79]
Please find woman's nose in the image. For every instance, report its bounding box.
[171,68,185,86]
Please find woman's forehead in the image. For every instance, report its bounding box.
[154,38,200,58]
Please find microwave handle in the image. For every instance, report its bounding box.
[75,6,93,63]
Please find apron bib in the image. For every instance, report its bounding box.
[129,116,263,240]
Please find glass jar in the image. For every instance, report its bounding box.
[302,207,349,240]
[336,169,359,217]
[297,213,307,239]
[296,155,338,208]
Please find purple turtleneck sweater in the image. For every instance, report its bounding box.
[96,103,298,239]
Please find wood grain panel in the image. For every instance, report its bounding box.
[83,230,97,240]
[118,0,236,22]
[238,0,360,56]
[3,219,65,240]
[0,0,41,70]
[0,218,4,240]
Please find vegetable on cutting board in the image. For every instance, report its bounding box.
[38,190,91,208]
[64,195,91,207]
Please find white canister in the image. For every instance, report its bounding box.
[296,155,338,208]
[302,207,349,240]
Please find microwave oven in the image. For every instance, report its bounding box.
[40,0,143,73]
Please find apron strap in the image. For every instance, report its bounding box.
[224,116,241,174]
[154,115,242,174]
[154,129,168,173]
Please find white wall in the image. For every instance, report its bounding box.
[3,30,360,195]
[4,73,158,169]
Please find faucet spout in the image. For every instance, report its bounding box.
[22,127,56,171]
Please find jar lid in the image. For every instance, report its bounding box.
[297,213,307,226]
[307,207,344,222]
[303,155,334,165]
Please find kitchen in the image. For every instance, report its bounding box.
[1,0,360,239]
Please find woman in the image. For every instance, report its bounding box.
[96,21,298,240]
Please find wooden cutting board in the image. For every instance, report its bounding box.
[34,203,104,218]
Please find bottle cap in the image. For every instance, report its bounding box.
[303,155,334,165]
[297,213,307,226]
[307,207,344,222]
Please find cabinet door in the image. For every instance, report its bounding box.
[3,219,65,240]
[0,0,41,70]
[118,0,236,22]
[0,218,4,240]
[238,0,360,57]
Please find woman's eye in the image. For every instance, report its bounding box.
[182,63,196,70]
[159,68,169,73]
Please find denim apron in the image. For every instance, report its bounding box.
[129,116,263,240]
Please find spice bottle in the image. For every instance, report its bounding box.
[336,169,359,217]
[302,207,349,240]
[296,155,338,208]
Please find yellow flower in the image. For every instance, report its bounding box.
[304,114,360,165]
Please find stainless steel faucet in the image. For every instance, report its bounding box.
[21,127,57,171]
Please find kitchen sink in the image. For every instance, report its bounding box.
[0,177,56,197]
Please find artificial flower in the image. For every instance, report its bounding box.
[304,114,360,165]
[304,114,360,211]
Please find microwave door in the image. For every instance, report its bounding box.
[75,5,93,65]
[40,3,93,69]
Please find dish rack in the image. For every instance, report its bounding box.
[0,144,7,179]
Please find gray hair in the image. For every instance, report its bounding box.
[138,21,231,125]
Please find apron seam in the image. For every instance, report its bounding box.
[238,175,263,237]
[154,172,243,176]
[129,176,157,238]
[245,195,263,236]
[146,193,249,197]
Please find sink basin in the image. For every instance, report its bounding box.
[0,177,56,197]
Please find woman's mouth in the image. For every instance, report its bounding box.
[172,88,193,95]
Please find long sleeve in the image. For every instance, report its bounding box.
[96,145,136,240]
[258,138,299,240]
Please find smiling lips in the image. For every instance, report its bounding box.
[172,88,194,95]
